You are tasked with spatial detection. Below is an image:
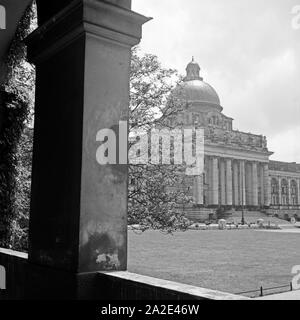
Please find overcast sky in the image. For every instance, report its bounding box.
[132,0,300,163]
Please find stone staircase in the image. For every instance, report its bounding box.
[184,207,297,228]
[225,210,293,227]
[184,207,216,222]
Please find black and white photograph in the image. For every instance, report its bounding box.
[0,0,300,310]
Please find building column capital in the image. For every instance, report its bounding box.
[26,0,151,64]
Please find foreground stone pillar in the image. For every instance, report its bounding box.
[225,159,233,206]
[212,157,219,205]
[252,162,258,206]
[25,0,149,299]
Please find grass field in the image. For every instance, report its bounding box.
[128,229,300,296]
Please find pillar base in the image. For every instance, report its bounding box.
[25,263,99,300]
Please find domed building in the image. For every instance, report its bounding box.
[168,58,300,222]
[173,58,222,106]
[170,57,232,130]
[175,57,221,107]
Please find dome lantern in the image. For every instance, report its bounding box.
[184,57,203,81]
[171,58,222,112]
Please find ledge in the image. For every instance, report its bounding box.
[26,0,151,63]
[98,271,249,300]
[0,248,249,299]
[0,247,28,259]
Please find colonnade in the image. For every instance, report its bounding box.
[194,157,271,207]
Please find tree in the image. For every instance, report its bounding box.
[9,127,33,250]
[128,48,192,232]
[0,3,36,250]
[1,41,191,251]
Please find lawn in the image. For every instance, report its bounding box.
[128,229,300,297]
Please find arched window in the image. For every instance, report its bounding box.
[271,178,279,205]
[290,180,298,205]
[281,179,289,205]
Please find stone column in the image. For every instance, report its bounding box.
[207,156,213,205]
[252,162,258,206]
[204,156,210,205]
[193,175,203,205]
[220,159,226,205]
[263,164,271,206]
[233,161,239,206]
[226,159,233,206]
[278,177,282,205]
[288,178,292,206]
[297,179,300,205]
[25,0,149,299]
[245,162,252,205]
[212,157,219,205]
[239,161,246,206]
[259,164,264,206]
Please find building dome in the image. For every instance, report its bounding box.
[173,58,221,109]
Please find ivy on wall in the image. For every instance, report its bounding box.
[0,3,36,250]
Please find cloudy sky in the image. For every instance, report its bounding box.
[132,0,300,163]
